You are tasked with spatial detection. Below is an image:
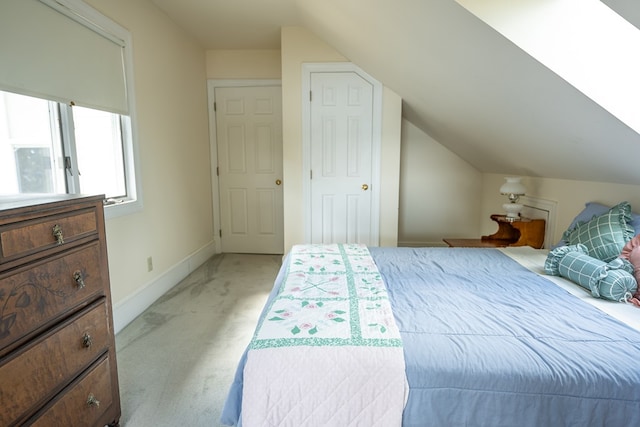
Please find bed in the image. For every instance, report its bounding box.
[220,204,640,427]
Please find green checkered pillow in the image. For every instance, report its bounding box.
[561,201,634,262]
[545,244,637,301]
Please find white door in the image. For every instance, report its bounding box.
[216,86,284,254]
[309,71,375,244]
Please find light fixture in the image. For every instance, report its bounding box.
[500,177,526,220]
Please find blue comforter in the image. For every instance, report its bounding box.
[222,247,640,426]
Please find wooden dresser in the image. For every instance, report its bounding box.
[0,195,121,426]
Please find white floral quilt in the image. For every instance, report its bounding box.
[242,244,408,426]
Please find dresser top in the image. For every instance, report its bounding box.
[0,194,104,212]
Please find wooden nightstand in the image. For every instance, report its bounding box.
[444,214,546,249]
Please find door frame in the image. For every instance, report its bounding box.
[207,79,282,254]
[301,63,382,245]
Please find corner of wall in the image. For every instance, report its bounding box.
[112,241,216,334]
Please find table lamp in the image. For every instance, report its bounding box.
[500,177,526,220]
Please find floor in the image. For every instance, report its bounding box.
[114,253,283,426]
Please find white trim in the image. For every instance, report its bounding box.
[101,3,143,219]
[206,79,282,254]
[112,241,216,334]
[301,62,382,245]
[208,79,282,88]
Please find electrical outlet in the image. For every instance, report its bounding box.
[146,256,153,272]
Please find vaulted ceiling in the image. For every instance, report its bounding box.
[150,0,640,185]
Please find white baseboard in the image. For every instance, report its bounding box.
[112,241,217,334]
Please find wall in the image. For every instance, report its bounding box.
[203,34,483,250]
[205,34,401,249]
[398,120,483,246]
[206,50,281,79]
[281,26,402,251]
[280,26,345,251]
[85,0,214,325]
[481,173,640,246]
[395,126,640,248]
[379,88,402,247]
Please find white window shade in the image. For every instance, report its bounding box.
[0,0,128,115]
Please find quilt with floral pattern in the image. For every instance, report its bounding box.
[241,244,407,427]
[250,243,403,349]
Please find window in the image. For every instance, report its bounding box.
[0,0,141,218]
[0,91,64,194]
[0,90,132,204]
[71,105,127,200]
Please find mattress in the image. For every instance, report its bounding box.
[221,246,640,426]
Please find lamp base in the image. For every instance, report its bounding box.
[503,203,523,220]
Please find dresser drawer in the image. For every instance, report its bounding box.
[0,207,98,264]
[0,242,106,355]
[0,301,111,426]
[30,355,115,427]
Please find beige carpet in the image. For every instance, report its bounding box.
[115,253,283,426]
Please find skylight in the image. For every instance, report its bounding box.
[456,0,640,135]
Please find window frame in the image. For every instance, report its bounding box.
[45,0,143,219]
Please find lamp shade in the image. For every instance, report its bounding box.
[500,177,526,196]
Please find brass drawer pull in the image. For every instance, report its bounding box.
[52,224,64,245]
[82,333,93,348]
[73,270,85,288]
[87,393,100,407]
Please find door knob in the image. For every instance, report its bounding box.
[276,179,282,186]
[362,184,369,191]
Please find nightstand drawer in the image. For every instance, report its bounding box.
[0,301,110,426]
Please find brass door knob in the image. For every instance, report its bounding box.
[362,184,369,191]
[275,179,282,186]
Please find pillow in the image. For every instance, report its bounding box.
[567,202,610,230]
[561,201,634,262]
[632,213,640,236]
[545,244,637,301]
[554,202,640,248]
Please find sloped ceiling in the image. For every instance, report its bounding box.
[603,0,640,30]
[151,0,640,185]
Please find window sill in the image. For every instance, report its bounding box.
[104,197,143,220]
